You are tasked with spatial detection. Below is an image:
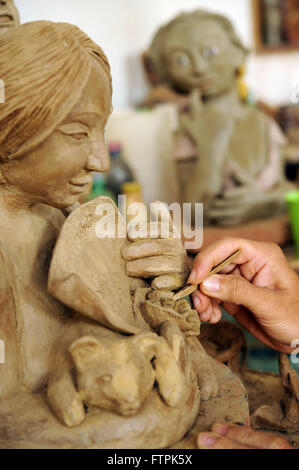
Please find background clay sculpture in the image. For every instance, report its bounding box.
[0,21,248,448]
[143,9,294,227]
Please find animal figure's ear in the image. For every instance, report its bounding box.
[133,332,161,359]
[69,336,105,373]
[142,51,160,86]
[133,330,183,407]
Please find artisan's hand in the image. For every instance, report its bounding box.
[122,202,190,290]
[189,237,299,352]
[197,423,293,449]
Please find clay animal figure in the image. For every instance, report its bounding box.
[47,317,184,427]
[144,10,294,226]
[0,0,19,34]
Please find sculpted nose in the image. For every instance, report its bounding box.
[192,55,207,75]
[86,132,110,173]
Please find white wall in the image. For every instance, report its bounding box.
[14,0,299,109]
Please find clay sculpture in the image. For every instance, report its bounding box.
[0,21,248,448]
[143,9,294,226]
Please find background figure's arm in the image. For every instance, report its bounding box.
[179,89,234,203]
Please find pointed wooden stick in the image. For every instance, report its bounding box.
[172,250,241,301]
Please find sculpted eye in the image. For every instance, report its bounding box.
[97,374,112,385]
[171,52,190,68]
[57,123,89,140]
[202,45,220,58]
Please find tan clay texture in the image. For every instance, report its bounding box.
[0,21,249,448]
[0,0,19,35]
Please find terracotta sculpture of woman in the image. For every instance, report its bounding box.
[0,21,249,449]
[144,10,294,226]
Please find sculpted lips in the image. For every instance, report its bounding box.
[69,176,92,186]
[69,176,92,192]
[0,14,14,24]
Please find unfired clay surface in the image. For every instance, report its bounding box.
[0,21,248,448]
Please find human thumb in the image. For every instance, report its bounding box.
[200,274,270,312]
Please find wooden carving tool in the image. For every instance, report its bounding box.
[172,250,241,301]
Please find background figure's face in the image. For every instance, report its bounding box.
[0,0,20,34]
[2,63,112,209]
[162,20,244,97]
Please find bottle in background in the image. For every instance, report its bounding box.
[85,172,117,203]
[121,182,145,224]
[106,142,134,199]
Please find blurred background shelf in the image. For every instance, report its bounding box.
[252,0,299,54]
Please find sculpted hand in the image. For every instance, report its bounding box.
[197,424,293,449]
[189,237,299,352]
[122,202,190,290]
[208,186,287,226]
[180,89,234,148]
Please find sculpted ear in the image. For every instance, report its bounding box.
[133,332,161,359]
[69,336,105,373]
[133,331,183,407]
[142,51,160,86]
[231,45,247,71]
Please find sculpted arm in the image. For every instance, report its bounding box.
[179,89,234,203]
[207,116,295,226]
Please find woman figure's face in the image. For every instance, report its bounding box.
[2,63,112,209]
[162,20,243,97]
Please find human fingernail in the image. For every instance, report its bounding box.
[193,297,200,310]
[202,276,220,293]
[197,433,218,447]
[200,312,210,322]
[212,424,230,436]
[188,271,197,284]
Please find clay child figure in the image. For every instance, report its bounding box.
[144,10,294,226]
[0,21,233,448]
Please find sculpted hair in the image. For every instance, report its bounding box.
[146,9,249,83]
[0,21,112,161]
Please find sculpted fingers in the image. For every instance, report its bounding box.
[122,239,185,260]
[151,272,189,290]
[190,88,203,118]
[127,221,178,241]
[126,254,188,278]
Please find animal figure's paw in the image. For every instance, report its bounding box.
[155,356,184,407]
[47,373,85,427]
[153,339,184,407]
